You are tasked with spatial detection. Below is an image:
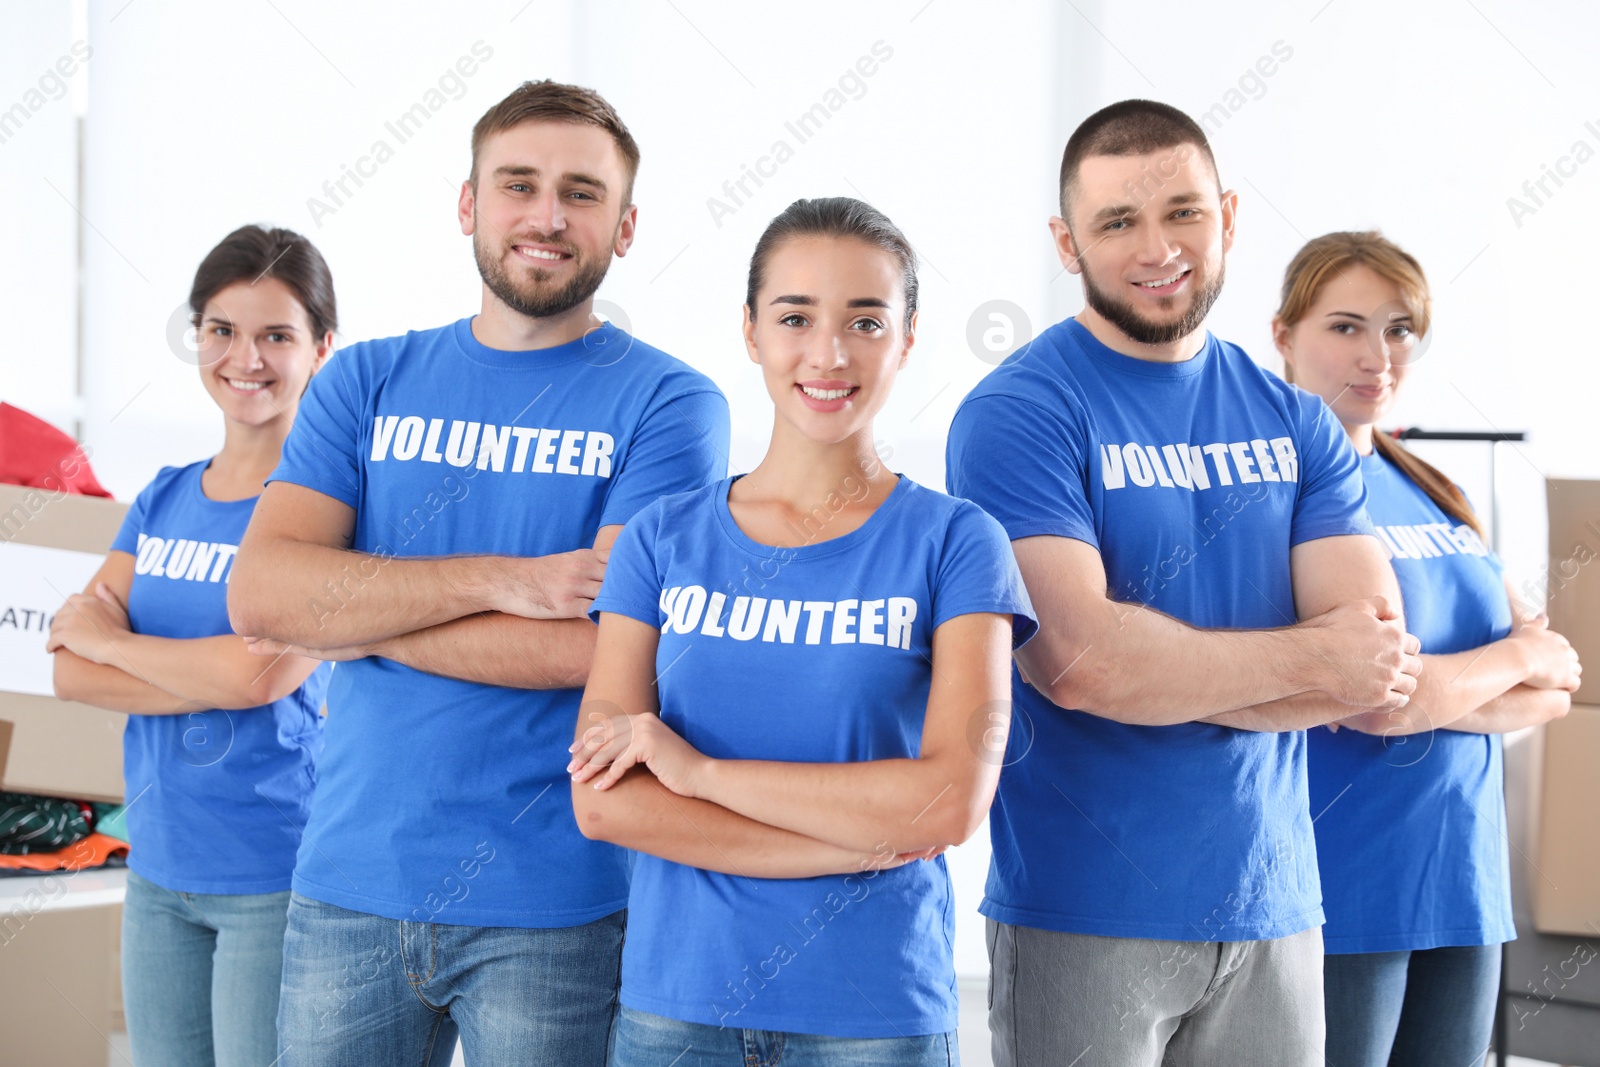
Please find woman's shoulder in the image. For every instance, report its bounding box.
[624,477,730,530]
[135,458,209,500]
[893,477,1009,541]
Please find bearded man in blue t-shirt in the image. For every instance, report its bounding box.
[946,100,1422,1066]
[229,81,730,1066]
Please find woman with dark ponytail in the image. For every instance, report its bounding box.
[568,197,1034,1064]
[48,225,337,1066]
[1273,230,1581,1067]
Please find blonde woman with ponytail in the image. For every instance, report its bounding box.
[1274,231,1581,1067]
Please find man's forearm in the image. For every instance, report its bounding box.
[230,539,491,647]
[379,614,597,689]
[1200,690,1361,732]
[1022,601,1316,726]
[574,768,887,878]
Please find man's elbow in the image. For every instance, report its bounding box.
[227,545,300,640]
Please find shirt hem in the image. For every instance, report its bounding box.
[979,899,1326,943]
[1323,927,1517,954]
[129,858,293,896]
[620,989,957,1040]
[290,875,628,929]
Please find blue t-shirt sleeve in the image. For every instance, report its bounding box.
[268,352,364,508]
[932,501,1039,648]
[1290,396,1374,546]
[946,393,1097,548]
[590,502,665,628]
[599,387,730,529]
[109,479,156,555]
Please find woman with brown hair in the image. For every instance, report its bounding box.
[49,225,336,1066]
[1273,231,1581,1066]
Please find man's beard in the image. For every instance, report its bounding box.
[1079,253,1225,348]
[473,225,612,320]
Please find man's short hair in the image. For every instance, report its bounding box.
[470,80,641,204]
[1058,99,1220,219]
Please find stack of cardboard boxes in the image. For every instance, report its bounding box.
[1504,478,1600,1065]
[0,484,130,1066]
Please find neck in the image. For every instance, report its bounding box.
[471,291,600,351]
[741,421,895,516]
[1346,420,1376,456]
[211,415,292,495]
[1075,305,1206,363]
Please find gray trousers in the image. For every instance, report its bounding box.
[987,920,1325,1067]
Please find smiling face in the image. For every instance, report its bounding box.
[459,119,636,321]
[1051,145,1236,356]
[195,276,330,427]
[1274,264,1421,452]
[742,236,914,447]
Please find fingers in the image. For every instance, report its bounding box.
[244,637,287,656]
[567,711,633,783]
[1366,594,1399,621]
[594,749,641,791]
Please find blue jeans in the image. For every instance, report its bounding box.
[610,1005,958,1066]
[277,892,624,1066]
[1324,944,1501,1067]
[121,869,291,1067]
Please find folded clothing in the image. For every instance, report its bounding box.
[0,833,129,873]
[0,793,93,855]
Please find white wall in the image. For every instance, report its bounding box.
[9,0,1598,978]
[0,1,82,433]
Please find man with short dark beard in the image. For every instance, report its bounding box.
[229,81,729,1066]
[946,100,1422,1066]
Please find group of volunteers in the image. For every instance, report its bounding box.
[45,80,1581,1067]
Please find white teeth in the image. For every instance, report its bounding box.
[518,247,568,261]
[1137,271,1186,288]
[801,386,854,401]
[225,379,266,391]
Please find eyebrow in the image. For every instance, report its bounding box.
[203,316,299,331]
[1325,310,1412,323]
[768,295,892,310]
[491,164,608,194]
[1089,190,1209,224]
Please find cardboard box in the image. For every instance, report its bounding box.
[1532,703,1600,937]
[1545,478,1600,704]
[0,483,127,802]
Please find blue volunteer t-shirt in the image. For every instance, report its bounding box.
[946,317,1374,942]
[268,318,729,927]
[1309,451,1515,953]
[590,474,1035,1038]
[111,460,329,894]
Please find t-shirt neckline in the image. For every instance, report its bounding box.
[712,473,912,560]
[1064,317,1214,379]
[192,459,262,509]
[451,316,621,369]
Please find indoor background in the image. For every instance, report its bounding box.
[3,1,1595,1063]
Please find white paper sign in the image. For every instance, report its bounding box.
[0,541,107,698]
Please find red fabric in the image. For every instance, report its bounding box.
[0,402,111,497]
